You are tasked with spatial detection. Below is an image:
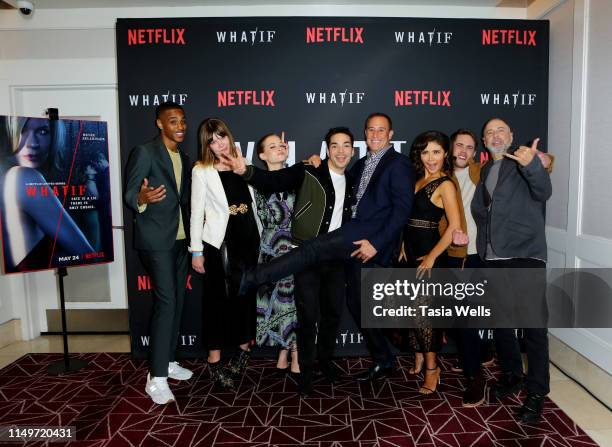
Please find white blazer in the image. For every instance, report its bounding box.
[190,164,262,252]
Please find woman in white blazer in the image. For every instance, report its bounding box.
[190,118,262,390]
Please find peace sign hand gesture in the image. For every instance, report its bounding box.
[504,138,540,167]
[218,150,247,175]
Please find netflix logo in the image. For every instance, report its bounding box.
[306,26,364,44]
[394,90,452,107]
[482,29,536,46]
[137,274,193,291]
[217,90,276,107]
[127,28,186,46]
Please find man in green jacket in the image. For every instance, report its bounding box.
[124,102,193,405]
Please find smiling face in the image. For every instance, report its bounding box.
[14,118,52,169]
[420,141,446,176]
[452,133,476,169]
[483,118,513,156]
[365,115,393,153]
[326,132,354,174]
[156,107,186,150]
[258,134,288,168]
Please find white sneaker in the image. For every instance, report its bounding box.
[145,374,175,405]
[168,361,193,381]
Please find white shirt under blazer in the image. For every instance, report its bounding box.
[189,164,262,252]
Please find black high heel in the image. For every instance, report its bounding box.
[289,343,300,376]
[275,347,289,375]
[419,365,441,394]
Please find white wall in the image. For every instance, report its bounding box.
[0,3,526,338]
[530,0,612,374]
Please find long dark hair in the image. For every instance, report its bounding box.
[409,130,452,178]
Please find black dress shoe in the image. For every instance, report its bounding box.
[492,373,524,399]
[319,362,344,383]
[355,364,395,382]
[515,393,545,423]
[298,371,313,397]
[462,374,488,407]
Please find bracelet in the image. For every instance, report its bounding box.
[192,252,203,257]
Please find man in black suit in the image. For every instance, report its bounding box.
[124,102,192,405]
[237,113,415,383]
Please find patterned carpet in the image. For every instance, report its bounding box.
[0,353,599,446]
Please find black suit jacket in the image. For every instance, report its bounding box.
[343,148,415,266]
[124,136,190,250]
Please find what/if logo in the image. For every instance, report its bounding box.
[215,28,276,44]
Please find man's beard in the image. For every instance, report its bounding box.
[487,143,510,156]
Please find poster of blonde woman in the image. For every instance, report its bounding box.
[0,115,113,273]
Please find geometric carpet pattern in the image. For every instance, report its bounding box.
[0,353,599,446]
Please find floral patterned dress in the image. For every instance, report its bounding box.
[255,190,298,349]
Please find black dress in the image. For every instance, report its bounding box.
[401,176,451,353]
[202,171,260,350]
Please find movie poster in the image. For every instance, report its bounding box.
[0,115,113,274]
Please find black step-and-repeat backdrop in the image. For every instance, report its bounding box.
[117,17,549,359]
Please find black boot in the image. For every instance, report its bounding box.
[516,393,545,423]
[226,348,251,378]
[355,364,395,382]
[492,373,524,399]
[208,361,234,390]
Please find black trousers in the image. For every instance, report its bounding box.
[345,258,395,367]
[253,228,395,368]
[486,258,550,395]
[447,254,491,379]
[294,262,345,372]
[139,239,189,377]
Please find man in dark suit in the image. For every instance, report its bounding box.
[240,113,415,383]
[124,102,192,405]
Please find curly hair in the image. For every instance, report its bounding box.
[409,130,452,178]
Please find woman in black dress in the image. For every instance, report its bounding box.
[398,130,464,394]
[190,118,261,390]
